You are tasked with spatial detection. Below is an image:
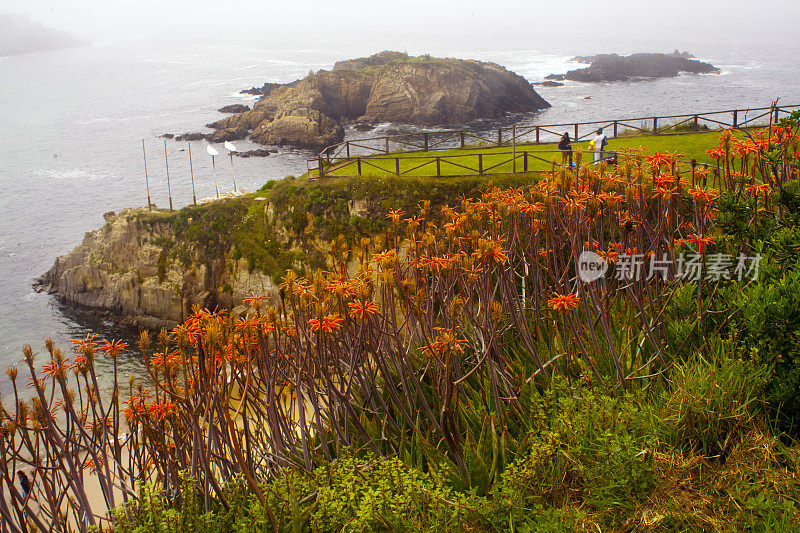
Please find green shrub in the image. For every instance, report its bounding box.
[661,353,767,458]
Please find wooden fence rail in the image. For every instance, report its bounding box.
[309,103,798,177]
[317,149,621,178]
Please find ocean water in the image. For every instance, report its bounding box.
[0,35,798,393]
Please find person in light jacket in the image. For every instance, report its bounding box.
[591,128,607,162]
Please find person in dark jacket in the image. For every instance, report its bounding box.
[558,132,573,166]
[17,470,31,497]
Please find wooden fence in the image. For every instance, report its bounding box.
[319,149,582,178]
[308,103,798,178]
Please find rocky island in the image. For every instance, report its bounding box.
[207,51,550,149]
[545,52,719,82]
[0,14,89,56]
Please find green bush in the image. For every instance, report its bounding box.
[661,352,767,458]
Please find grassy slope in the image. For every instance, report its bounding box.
[318,131,721,178]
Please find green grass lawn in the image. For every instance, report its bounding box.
[316,131,722,178]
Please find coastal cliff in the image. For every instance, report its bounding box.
[34,205,286,329]
[35,174,535,327]
[209,51,550,149]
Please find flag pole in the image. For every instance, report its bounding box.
[188,142,197,205]
[142,139,152,210]
[229,151,237,191]
[164,139,173,211]
[224,141,238,191]
[207,144,220,198]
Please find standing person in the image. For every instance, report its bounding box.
[17,470,31,497]
[557,132,573,166]
[591,128,607,163]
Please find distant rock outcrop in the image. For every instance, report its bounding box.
[218,104,251,114]
[210,51,550,150]
[546,52,719,82]
[240,82,295,96]
[0,14,89,56]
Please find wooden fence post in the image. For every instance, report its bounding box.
[733,110,738,127]
[535,126,540,144]
[478,154,483,175]
[574,124,579,141]
[346,141,350,158]
[498,128,502,146]
[385,137,390,153]
[512,124,516,173]
[357,157,361,176]
[460,131,465,149]
[694,115,699,129]
[613,121,618,138]
[653,117,658,134]
[424,133,429,152]
[318,156,324,178]
[395,157,400,175]
[436,157,441,177]
[523,151,528,172]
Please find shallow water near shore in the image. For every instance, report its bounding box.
[0,34,798,396]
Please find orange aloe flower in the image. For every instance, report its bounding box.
[325,278,358,298]
[42,357,70,380]
[71,333,99,352]
[242,294,266,307]
[309,313,343,334]
[548,293,580,310]
[645,152,676,168]
[485,244,508,263]
[688,233,715,252]
[706,146,726,160]
[348,300,379,319]
[387,209,404,225]
[236,315,260,329]
[746,183,770,195]
[561,197,586,214]
[99,339,128,359]
[148,399,178,422]
[689,187,718,203]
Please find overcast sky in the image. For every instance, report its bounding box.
[2,0,799,51]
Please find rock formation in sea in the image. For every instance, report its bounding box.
[545,52,719,82]
[218,104,251,114]
[209,51,550,150]
[0,14,89,56]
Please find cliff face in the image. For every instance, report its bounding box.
[35,207,282,330]
[210,51,550,149]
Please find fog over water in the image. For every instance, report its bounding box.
[0,0,799,395]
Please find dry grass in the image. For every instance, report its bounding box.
[627,425,800,532]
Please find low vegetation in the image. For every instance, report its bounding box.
[2,116,800,532]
